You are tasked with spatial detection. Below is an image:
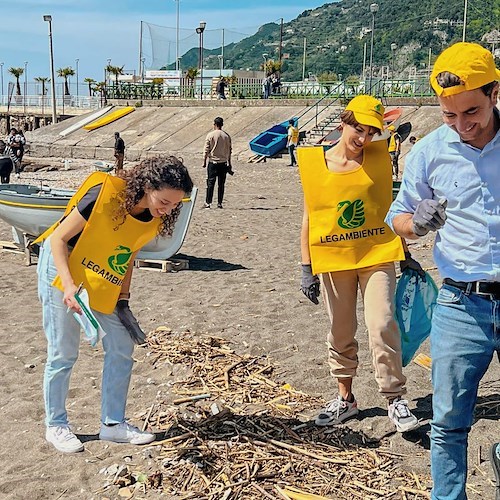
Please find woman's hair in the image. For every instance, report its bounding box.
[114,156,194,237]
[435,72,497,96]
[340,110,381,135]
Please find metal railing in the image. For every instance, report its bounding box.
[0,78,434,110]
[1,94,100,113]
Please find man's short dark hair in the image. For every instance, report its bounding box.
[115,132,120,137]
[289,119,294,125]
[214,117,224,127]
[435,72,497,97]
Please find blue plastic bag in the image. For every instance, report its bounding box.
[395,268,439,366]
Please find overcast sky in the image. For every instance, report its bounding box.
[0,0,327,89]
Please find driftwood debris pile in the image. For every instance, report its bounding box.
[109,327,431,499]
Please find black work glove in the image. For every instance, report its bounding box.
[413,198,447,236]
[301,264,320,305]
[400,252,426,279]
[116,299,146,345]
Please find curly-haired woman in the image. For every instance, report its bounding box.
[298,95,420,432]
[36,156,193,453]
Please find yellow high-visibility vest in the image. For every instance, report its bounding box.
[288,126,299,145]
[36,172,160,314]
[388,132,400,152]
[298,142,403,275]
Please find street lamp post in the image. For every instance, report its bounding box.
[106,58,111,86]
[462,0,468,41]
[75,58,79,99]
[390,43,397,78]
[218,54,223,76]
[195,21,206,100]
[43,15,57,124]
[141,57,145,83]
[368,3,379,94]
[24,61,28,114]
[0,62,3,100]
[175,0,180,71]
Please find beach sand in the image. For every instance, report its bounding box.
[0,156,498,499]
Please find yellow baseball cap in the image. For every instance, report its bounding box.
[388,125,396,131]
[430,42,500,97]
[345,95,385,130]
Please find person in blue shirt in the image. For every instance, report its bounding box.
[386,42,500,500]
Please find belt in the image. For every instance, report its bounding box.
[443,278,500,297]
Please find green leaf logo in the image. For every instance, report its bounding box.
[108,245,132,276]
[337,199,365,229]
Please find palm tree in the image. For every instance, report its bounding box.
[106,65,124,85]
[57,66,75,96]
[8,67,24,95]
[84,77,96,96]
[262,59,282,76]
[34,76,50,96]
[92,81,107,104]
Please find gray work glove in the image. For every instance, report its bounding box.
[301,264,320,305]
[400,252,426,279]
[116,299,146,345]
[413,198,447,236]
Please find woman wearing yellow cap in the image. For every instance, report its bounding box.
[298,95,419,432]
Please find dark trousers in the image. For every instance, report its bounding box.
[0,158,13,183]
[390,151,399,177]
[288,144,297,165]
[206,162,228,205]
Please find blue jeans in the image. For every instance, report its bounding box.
[37,239,135,427]
[430,284,500,499]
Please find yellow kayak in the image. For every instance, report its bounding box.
[84,106,135,131]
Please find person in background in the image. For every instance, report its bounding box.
[387,125,401,178]
[287,119,299,166]
[408,136,419,146]
[262,75,271,99]
[35,156,193,453]
[7,128,25,179]
[203,116,233,209]
[298,95,420,433]
[114,132,125,173]
[0,140,17,184]
[386,42,500,499]
[216,77,227,100]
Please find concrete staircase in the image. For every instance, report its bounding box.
[304,108,342,144]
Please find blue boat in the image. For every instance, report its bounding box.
[249,118,298,157]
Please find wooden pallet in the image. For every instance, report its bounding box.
[134,257,189,273]
[248,154,267,163]
[0,238,37,266]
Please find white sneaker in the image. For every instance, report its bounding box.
[99,422,155,445]
[388,397,419,432]
[315,395,359,426]
[46,425,84,453]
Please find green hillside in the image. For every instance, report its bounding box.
[177,0,499,81]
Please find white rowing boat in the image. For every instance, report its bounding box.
[0,183,198,260]
[59,106,113,137]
